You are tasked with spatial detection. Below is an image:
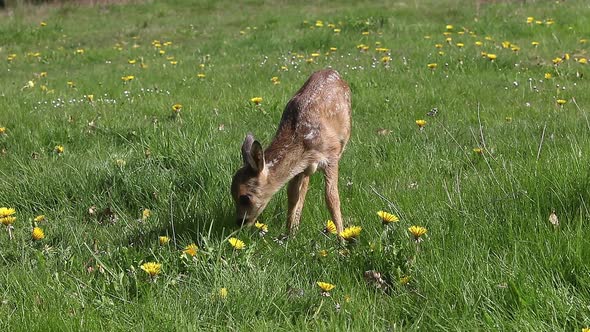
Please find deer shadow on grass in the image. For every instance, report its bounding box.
[121,203,237,250]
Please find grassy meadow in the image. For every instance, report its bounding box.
[1,0,590,330]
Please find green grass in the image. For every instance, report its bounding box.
[1,0,590,330]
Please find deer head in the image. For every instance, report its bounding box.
[231,134,272,226]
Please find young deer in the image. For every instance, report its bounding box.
[231,69,351,235]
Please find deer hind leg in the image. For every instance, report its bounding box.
[323,161,344,235]
[287,173,310,234]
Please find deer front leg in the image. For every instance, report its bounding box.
[323,162,344,235]
[287,173,310,234]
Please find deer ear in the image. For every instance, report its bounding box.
[249,140,265,173]
[241,134,255,164]
[241,134,264,173]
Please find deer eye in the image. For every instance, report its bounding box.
[239,195,251,206]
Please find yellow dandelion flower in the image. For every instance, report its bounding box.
[329,47,337,52]
[582,328,590,332]
[361,31,370,36]
[487,53,497,61]
[23,80,35,89]
[579,58,588,64]
[434,44,443,49]
[526,17,534,24]
[121,75,135,82]
[32,227,45,240]
[0,207,16,226]
[408,225,427,241]
[580,39,588,44]
[427,63,437,69]
[340,226,362,241]
[456,42,464,48]
[501,41,511,49]
[0,207,16,218]
[317,281,336,292]
[445,24,454,30]
[377,211,399,224]
[54,145,64,154]
[140,262,162,277]
[67,81,75,88]
[228,237,245,250]
[34,215,46,222]
[556,99,567,105]
[159,236,170,245]
[172,103,182,113]
[473,147,483,154]
[318,249,328,257]
[0,216,16,226]
[75,49,85,55]
[544,73,552,79]
[381,56,391,63]
[250,97,263,105]
[219,288,228,299]
[183,243,198,256]
[333,28,341,33]
[415,119,427,128]
[128,59,136,64]
[324,220,337,234]
[0,127,5,135]
[142,208,151,220]
[40,21,47,27]
[531,41,540,47]
[400,275,411,285]
[87,94,94,102]
[255,222,268,233]
[310,53,320,57]
[552,57,562,65]
[197,73,206,78]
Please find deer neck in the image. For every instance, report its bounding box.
[262,137,306,195]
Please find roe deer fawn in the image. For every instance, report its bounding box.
[231,69,352,235]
